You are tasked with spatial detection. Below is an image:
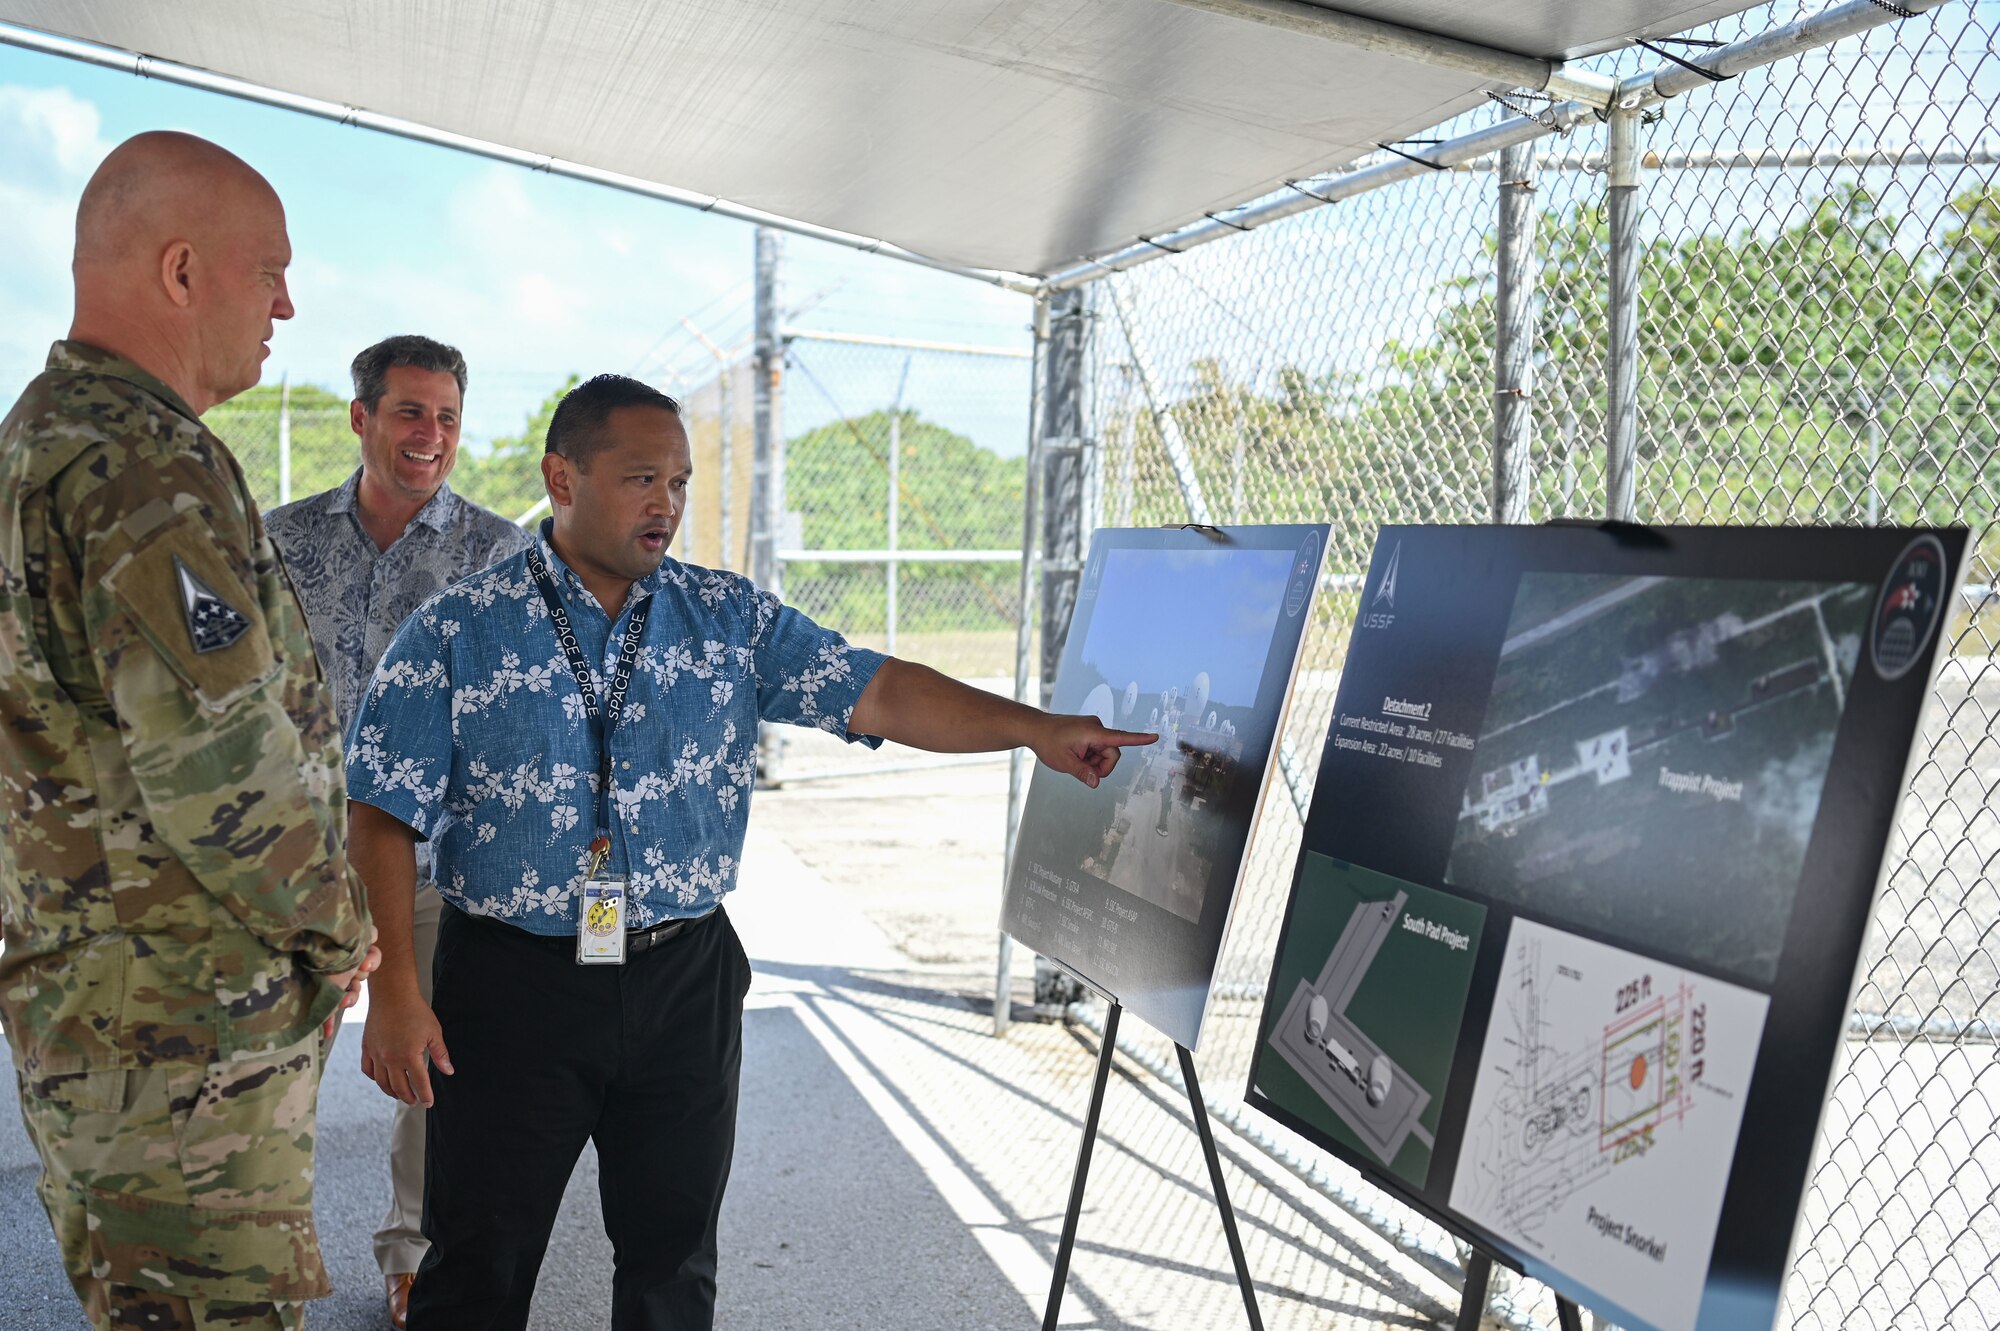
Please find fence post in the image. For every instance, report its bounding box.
[1605,109,1642,522]
[752,226,786,783]
[278,373,292,506]
[887,356,912,655]
[1031,284,1098,1010]
[1494,142,1536,525]
[1040,286,1095,704]
[997,294,1053,1035]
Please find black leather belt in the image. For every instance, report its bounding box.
[626,909,715,956]
[447,901,715,957]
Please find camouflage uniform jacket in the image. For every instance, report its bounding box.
[0,341,372,1080]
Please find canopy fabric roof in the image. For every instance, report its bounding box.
[0,1,1760,278]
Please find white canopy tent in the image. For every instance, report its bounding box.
[0,0,1770,284]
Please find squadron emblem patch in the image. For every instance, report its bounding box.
[174,554,253,653]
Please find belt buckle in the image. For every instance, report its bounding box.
[631,917,680,956]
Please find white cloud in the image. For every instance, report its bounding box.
[267,161,747,440]
[0,84,113,382]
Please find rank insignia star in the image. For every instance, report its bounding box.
[175,555,253,653]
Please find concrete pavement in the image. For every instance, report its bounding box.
[1,793,1460,1331]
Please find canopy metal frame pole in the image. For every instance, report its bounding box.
[1466,143,2000,172]
[1604,109,1642,523]
[996,294,1053,1035]
[1493,142,1536,525]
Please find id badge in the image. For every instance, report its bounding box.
[577,876,628,965]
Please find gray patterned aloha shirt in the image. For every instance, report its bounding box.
[344,521,887,932]
[266,469,531,730]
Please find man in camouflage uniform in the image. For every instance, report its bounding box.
[0,131,377,1330]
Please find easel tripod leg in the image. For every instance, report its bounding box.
[1455,1249,1493,1331]
[1555,1296,1585,1331]
[1175,1043,1266,1331]
[1042,1000,1122,1331]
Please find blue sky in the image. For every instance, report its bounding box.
[1079,547,1295,710]
[0,42,1033,452]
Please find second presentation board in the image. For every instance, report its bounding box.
[1001,524,1328,1049]
[1246,524,1964,1331]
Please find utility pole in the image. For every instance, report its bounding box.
[751,227,785,782]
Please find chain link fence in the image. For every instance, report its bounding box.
[769,330,1035,778]
[1008,3,1997,1328]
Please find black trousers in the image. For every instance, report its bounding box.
[409,903,752,1331]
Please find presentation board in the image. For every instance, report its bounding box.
[1246,524,1966,1331]
[1002,524,1328,1049]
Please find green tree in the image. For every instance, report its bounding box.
[781,408,1026,632]
[205,382,357,509]
[1110,183,1996,557]
[451,375,576,519]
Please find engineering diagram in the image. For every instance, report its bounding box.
[1454,931,1699,1242]
[1266,890,1435,1166]
[1450,918,1769,1331]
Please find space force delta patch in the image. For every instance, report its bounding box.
[174,554,253,653]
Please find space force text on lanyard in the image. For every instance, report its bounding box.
[527,544,651,965]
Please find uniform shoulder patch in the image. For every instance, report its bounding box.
[174,554,253,653]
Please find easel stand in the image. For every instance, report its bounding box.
[1042,999,1265,1331]
[1455,1247,1587,1331]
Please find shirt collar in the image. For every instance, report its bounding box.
[47,340,201,424]
[534,518,667,610]
[325,468,365,515]
[325,467,462,532]
[413,481,462,531]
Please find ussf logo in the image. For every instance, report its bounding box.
[1360,541,1401,631]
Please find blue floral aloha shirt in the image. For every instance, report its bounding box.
[344,521,886,933]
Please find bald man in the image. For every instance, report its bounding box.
[0,131,378,1331]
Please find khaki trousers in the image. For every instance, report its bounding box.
[375,880,442,1278]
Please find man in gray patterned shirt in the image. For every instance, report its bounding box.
[266,333,529,1328]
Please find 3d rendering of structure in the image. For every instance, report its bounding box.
[1266,889,1434,1166]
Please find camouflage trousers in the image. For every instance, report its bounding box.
[15,1028,332,1331]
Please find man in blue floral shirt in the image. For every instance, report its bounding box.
[266,334,528,1327]
[346,373,1149,1330]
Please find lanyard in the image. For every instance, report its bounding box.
[526,545,651,856]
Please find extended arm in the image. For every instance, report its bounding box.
[847,657,1155,788]
[351,800,454,1106]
